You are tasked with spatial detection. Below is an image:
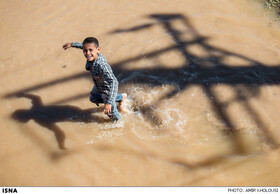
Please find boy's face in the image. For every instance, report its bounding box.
[83,43,101,62]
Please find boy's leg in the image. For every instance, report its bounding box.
[110,101,121,121]
[115,93,123,103]
[89,87,103,106]
[109,93,126,121]
[116,93,127,111]
[115,93,127,107]
[90,87,123,121]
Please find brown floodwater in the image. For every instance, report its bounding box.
[1,0,280,186]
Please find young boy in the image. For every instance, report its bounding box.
[62,37,127,122]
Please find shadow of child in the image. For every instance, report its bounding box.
[12,93,106,150]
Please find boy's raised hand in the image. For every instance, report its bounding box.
[62,43,71,50]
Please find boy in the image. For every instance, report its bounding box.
[62,37,127,122]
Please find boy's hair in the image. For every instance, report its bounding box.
[83,37,99,47]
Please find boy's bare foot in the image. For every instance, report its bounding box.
[120,93,127,109]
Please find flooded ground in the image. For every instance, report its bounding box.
[1,0,280,186]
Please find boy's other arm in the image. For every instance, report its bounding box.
[62,42,83,50]
[101,65,118,106]
[100,64,118,115]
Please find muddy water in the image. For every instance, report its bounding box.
[1,0,280,186]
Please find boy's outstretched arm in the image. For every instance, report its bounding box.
[62,42,83,50]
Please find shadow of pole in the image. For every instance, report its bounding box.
[110,13,280,153]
